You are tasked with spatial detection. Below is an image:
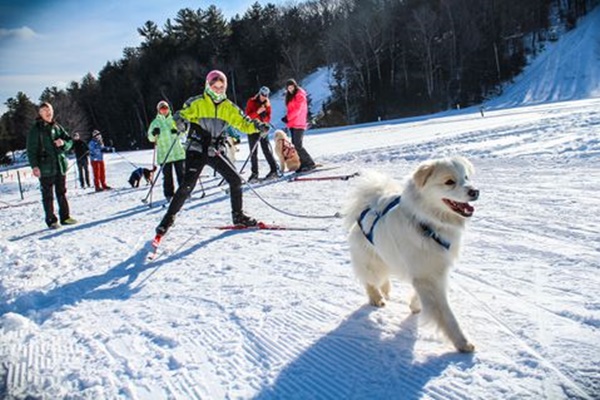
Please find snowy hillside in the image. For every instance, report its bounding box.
[486,5,600,108]
[1,6,599,400]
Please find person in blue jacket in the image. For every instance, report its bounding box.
[89,130,112,192]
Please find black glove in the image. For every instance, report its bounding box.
[281,116,288,123]
[171,128,178,134]
[152,127,160,137]
[254,121,270,137]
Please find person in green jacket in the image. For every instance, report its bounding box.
[147,100,185,201]
[26,102,77,229]
[154,70,270,241]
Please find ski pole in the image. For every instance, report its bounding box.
[142,131,185,206]
[198,176,206,198]
[112,150,140,169]
[217,132,262,186]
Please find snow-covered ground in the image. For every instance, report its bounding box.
[1,6,599,400]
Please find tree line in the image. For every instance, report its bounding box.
[0,0,596,162]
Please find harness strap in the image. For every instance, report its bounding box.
[278,138,297,160]
[358,196,401,244]
[419,223,451,250]
[357,195,451,250]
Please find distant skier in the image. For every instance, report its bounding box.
[245,86,278,181]
[147,100,186,202]
[89,130,112,192]
[283,78,316,173]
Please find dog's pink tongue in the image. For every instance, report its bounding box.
[462,202,474,216]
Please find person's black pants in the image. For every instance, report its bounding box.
[290,128,315,168]
[159,150,242,230]
[39,174,70,226]
[162,159,185,199]
[248,134,277,175]
[77,159,90,188]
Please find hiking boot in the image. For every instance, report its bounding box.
[232,211,258,227]
[48,222,60,229]
[248,173,259,183]
[61,217,77,225]
[263,170,279,180]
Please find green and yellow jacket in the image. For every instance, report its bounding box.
[175,94,259,154]
[26,118,73,177]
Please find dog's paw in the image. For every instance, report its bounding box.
[369,298,386,307]
[456,341,475,353]
[409,295,421,314]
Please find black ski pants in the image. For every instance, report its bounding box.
[76,158,90,188]
[159,150,242,231]
[39,174,70,226]
[248,133,277,175]
[162,159,185,199]
[290,128,315,168]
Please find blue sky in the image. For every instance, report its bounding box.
[0,0,282,115]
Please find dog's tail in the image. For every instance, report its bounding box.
[342,170,402,230]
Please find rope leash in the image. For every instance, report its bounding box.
[216,151,341,220]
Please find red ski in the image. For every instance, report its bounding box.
[147,233,165,260]
[289,172,359,182]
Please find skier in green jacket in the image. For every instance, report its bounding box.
[26,102,77,229]
[154,70,270,241]
[147,100,185,201]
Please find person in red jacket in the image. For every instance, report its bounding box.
[244,86,278,181]
[283,78,316,172]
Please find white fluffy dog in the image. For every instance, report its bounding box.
[274,129,301,172]
[224,136,238,163]
[343,156,479,352]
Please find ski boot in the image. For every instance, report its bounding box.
[232,211,258,227]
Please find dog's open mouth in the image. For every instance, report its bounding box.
[443,199,474,217]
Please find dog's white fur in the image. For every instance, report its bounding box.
[274,130,301,172]
[343,156,479,352]
[225,136,238,163]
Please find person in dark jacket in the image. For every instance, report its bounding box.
[72,132,90,188]
[245,86,278,181]
[26,102,77,229]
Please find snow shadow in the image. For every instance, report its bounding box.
[0,231,233,324]
[254,306,473,399]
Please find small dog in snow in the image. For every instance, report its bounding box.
[343,156,479,352]
[128,167,155,188]
[274,129,301,172]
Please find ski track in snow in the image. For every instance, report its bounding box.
[1,98,599,399]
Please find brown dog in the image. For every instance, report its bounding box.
[274,130,300,172]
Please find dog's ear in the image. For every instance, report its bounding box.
[413,162,435,188]
[454,156,475,177]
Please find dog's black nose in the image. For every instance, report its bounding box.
[468,189,479,200]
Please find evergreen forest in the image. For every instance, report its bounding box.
[0,0,595,160]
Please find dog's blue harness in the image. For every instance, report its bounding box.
[357,196,451,250]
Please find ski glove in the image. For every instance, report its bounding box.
[171,128,178,134]
[152,127,160,137]
[281,116,288,123]
[175,119,188,133]
[254,121,270,137]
